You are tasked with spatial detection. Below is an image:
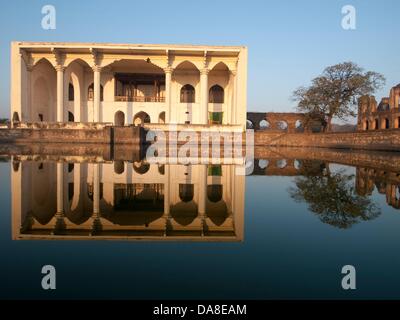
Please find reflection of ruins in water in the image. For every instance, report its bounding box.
[356,167,400,209]
[12,160,245,241]
[251,147,400,224]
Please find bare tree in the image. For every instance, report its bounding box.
[292,62,385,132]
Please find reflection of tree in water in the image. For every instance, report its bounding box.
[289,165,381,229]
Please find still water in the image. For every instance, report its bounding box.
[1,145,400,299]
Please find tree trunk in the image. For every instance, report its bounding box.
[326,116,333,132]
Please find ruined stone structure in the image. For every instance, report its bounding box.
[357,84,400,131]
[356,167,400,209]
[246,112,309,132]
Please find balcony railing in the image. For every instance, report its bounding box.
[115,96,165,102]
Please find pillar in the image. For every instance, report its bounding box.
[163,165,171,236]
[164,67,173,124]
[230,70,237,125]
[91,163,102,234]
[200,69,209,125]
[198,165,207,236]
[93,66,102,123]
[93,163,100,214]
[53,162,66,234]
[198,165,207,215]
[56,162,64,214]
[26,66,32,121]
[56,65,65,122]
[164,165,170,215]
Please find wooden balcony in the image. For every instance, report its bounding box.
[115,96,165,102]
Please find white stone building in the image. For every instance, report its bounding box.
[10,42,247,130]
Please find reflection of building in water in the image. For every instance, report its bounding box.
[356,167,400,209]
[11,160,245,241]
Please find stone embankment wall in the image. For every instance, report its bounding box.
[253,129,400,151]
[0,122,399,152]
[0,123,144,144]
[0,127,113,144]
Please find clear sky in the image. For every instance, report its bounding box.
[0,0,399,122]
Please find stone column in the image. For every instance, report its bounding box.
[164,67,173,124]
[91,163,102,234]
[56,65,65,122]
[200,69,209,125]
[163,165,171,236]
[56,162,64,214]
[53,162,66,234]
[230,70,237,125]
[198,165,207,215]
[26,66,33,121]
[198,165,207,236]
[164,165,170,215]
[93,66,102,123]
[93,163,100,214]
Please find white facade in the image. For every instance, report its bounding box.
[10,42,247,130]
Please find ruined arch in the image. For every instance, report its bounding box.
[258,159,269,169]
[259,119,270,130]
[394,117,400,129]
[276,120,288,131]
[276,159,287,169]
[381,118,390,129]
[295,120,304,132]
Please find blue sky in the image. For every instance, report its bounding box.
[0,0,399,121]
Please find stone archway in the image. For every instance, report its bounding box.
[134,111,151,126]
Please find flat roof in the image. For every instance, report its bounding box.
[14,41,245,55]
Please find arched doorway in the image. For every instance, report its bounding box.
[133,112,151,126]
[209,85,224,103]
[180,84,195,103]
[158,111,166,124]
[114,111,125,126]
[381,118,390,129]
[68,111,74,122]
[12,112,20,123]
